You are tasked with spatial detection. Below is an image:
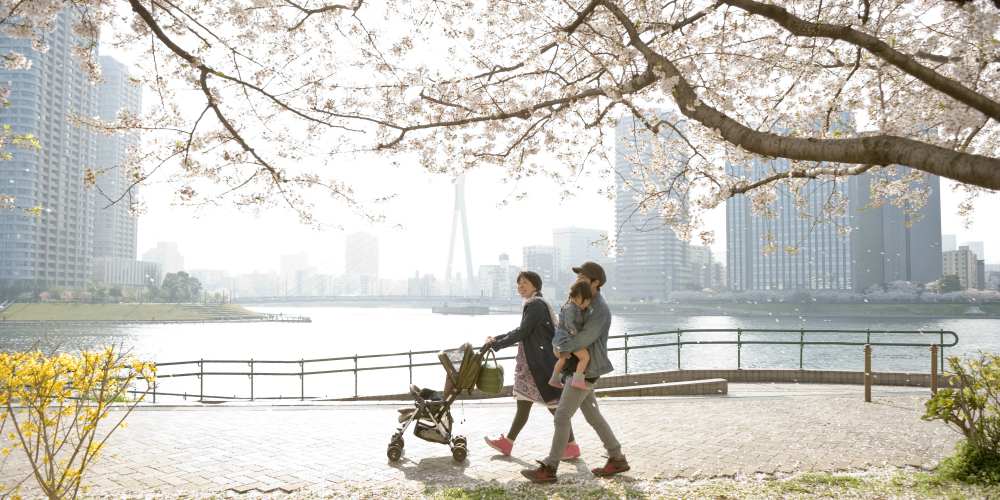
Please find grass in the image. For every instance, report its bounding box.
[0,303,263,321]
[415,470,999,499]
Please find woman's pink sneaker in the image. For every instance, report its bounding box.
[562,441,581,460]
[484,435,513,456]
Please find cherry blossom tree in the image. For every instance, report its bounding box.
[1,0,998,235]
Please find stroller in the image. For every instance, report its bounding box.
[387,342,483,462]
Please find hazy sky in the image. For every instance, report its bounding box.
[135,159,1000,280]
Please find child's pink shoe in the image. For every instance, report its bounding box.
[570,374,588,390]
[484,434,513,456]
[548,373,564,389]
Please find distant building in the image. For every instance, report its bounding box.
[849,170,942,292]
[728,164,942,292]
[977,259,986,291]
[942,246,979,289]
[0,11,98,291]
[523,246,558,296]
[279,252,310,296]
[407,272,436,297]
[92,258,160,289]
[345,232,378,295]
[727,160,852,291]
[965,241,985,263]
[478,253,518,298]
[942,234,957,252]
[614,115,690,301]
[687,245,713,291]
[142,242,184,275]
[92,56,141,263]
[553,227,606,288]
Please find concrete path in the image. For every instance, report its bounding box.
[0,384,959,496]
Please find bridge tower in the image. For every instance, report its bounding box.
[445,175,475,296]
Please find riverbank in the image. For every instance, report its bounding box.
[0,303,309,322]
[611,301,1000,319]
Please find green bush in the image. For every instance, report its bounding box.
[923,353,1000,484]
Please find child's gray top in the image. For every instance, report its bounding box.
[552,301,586,346]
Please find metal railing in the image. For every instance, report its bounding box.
[145,328,958,402]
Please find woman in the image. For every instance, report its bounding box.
[483,271,579,460]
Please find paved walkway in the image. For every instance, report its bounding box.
[0,384,959,496]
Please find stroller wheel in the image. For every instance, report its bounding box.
[387,436,404,462]
[451,445,467,462]
[453,435,467,447]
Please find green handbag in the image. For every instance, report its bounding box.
[476,349,505,395]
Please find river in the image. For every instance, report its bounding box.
[0,306,997,400]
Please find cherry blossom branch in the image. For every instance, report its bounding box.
[579,0,1000,190]
[729,164,876,196]
[720,0,1000,122]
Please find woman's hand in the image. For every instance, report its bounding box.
[483,336,495,349]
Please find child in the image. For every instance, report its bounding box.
[549,279,593,390]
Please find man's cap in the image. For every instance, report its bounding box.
[572,261,606,285]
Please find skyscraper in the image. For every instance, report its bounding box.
[93,56,141,261]
[142,242,184,275]
[523,245,557,296]
[345,232,378,295]
[943,246,978,289]
[614,115,690,301]
[849,170,942,292]
[552,227,606,287]
[0,11,98,291]
[726,160,853,291]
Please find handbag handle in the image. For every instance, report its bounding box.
[483,348,497,365]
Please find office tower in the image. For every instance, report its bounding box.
[553,227,606,287]
[942,246,979,289]
[614,115,690,301]
[143,241,185,275]
[345,232,378,295]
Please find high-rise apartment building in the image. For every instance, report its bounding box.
[93,56,141,261]
[0,11,98,291]
[614,115,690,301]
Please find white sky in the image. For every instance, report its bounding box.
[97,26,1000,281]
[135,161,1000,279]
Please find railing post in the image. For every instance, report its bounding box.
[250,359,254,402]
[864,344,872,403]
[408,350,413,385]
[676,330,682,370]
[939,329,945,371]
[354,354,358,398]
[624,333,629,373]
[736,329,742,369]
[930,344,939,395]
[300,359,305,401]
[799,329,804,370]
[199,359,204,402]
[152,378,156,404]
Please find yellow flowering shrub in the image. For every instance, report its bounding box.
[0,347,155,498]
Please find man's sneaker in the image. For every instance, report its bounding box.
[561,441,581,461]
[483,435,513,456]
[521,461,557,483]
[591,456,630,477]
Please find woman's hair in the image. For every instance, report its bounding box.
[569,279,593,301]
[516,271,543,294]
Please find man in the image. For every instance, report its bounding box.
[521,261,630,483]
